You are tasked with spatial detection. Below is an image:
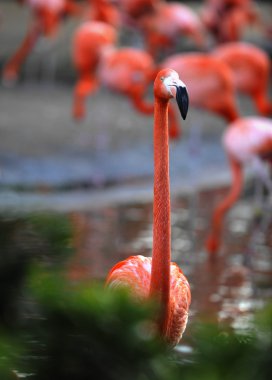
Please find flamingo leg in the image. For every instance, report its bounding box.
[2,23,41,85]
[73,73,99,120]
[253,175,265,213]
[251,157,272,234]
[251,157,272,194]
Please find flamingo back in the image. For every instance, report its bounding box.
[28,0,64,12]
[106,255,191,346]
[73,21,117,71]
[118,0,157,18]
[213,42,271,95]
[161,53,236,117]
[139,2,204,49]
[154,3,203,37]
[98,48,155,95]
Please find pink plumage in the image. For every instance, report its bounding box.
[106,256,191,347]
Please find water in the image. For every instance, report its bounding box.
[1,184,271,350]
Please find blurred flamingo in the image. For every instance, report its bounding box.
[85,0,121,27]
[205,116,272,256]
[73,26,181,138]
[97,46,182,138]
[2,0,81,84]
[117,0,157,21]
[212,42,272,116]
[97,46,156,111]
[72,20,118,119]
[201,0,261,43]
[106,68,191,347]
[160,53,240,137]
[137,1,206,57]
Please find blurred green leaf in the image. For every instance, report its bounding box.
[0,333,22,380]
[22,269,175,380]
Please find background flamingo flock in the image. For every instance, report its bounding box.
[0,0,272,353]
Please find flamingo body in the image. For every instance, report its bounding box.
[98,47,182,139]
[212,42,272,115]
[86,0,121,27]
[161,53,239,121]
[25,0,68,36]
[224,117,272,163]
[28,0,64,12]
[72,21,117,118]
[117,0,157,19]
[98,47,155,96]
[73,21,117,72]
[206,116,272,255]
[106,256,190,346]
[139,2,205,56]
[202,0,260,42]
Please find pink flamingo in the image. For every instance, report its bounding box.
[72,21,118,119]
[98,46,182,139]
[73,26,182,139]
[106,68,191,347]
[212,42,272,116]
[84,0,121,27]
[2,0,81,84]
[205,116,272,256]
[201,0,261,43]
[160,52,240,137]
[137,1,206,57]
[97,46,156,112]
[116,0,157,20]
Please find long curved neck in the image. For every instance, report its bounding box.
[150,96,171,335]
[131,93,154,114]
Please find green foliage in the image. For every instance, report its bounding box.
[0,333,22,380]
[1,214,272,380]
[23,270,176,380]
[26,213,73,262]
[1,267,272,380]
[179,306,272,380]
[0,213,73,328]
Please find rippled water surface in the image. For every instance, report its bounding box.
[1,184,272,351]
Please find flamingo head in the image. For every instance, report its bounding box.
[154,68,189,120]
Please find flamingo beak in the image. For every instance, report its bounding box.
[176,85,189,120]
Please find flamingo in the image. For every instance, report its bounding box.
[212,42,272,116]
[201,0,261,43]
[205,116,272,256]
[72,21,118,119]
[137,1,205,58]
[106,68,191,347]
[97,46,182,138]
[2,0,81,84]
[73,27,182,138]
[160,53,240,137]
[116,0,157,20]
[97,46,156,111]
[85,0,121,27]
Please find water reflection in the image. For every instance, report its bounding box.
[0,185,272,342]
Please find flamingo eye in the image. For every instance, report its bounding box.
[160,76,164,81]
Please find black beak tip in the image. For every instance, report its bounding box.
[176,86,189,120]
